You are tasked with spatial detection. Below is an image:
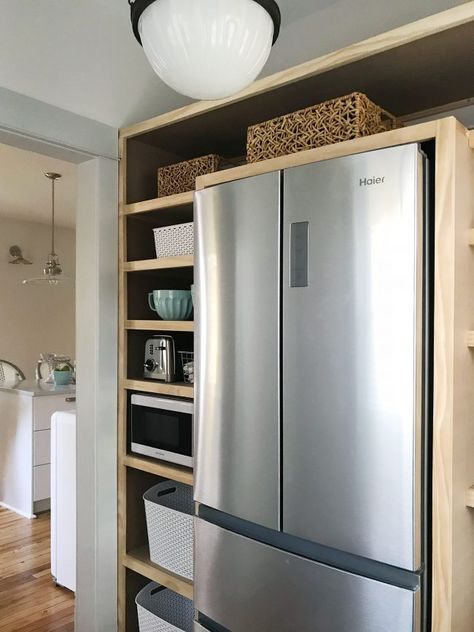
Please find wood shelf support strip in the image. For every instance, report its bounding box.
[123,548,193,600]
[121,454,193,486]
[123,256,193,272]
[121,192,194,216]
[125,320,194,332]
[122,378,193,399]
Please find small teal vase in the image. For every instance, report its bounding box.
[53,370,72,386]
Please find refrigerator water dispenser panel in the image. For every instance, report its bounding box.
[290,221,309,287]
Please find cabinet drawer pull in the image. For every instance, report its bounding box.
[66,397,76,403]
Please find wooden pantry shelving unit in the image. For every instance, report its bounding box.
[118,128,195,630]
[118,5,474,631]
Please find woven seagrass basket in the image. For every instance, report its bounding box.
[157,154,221,197]
[246,92,399,163]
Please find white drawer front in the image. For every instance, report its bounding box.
[34,430,51,466]
[34,464,51,501]
[33,395,75,430]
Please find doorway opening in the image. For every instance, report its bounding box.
[0,122,118,632]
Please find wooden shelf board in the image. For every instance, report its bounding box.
[121,454,193,486]
[466,486,474,509]
[123,546,193,600]
[125,320,194,332]
[121,192,194,216]
[122,378,194,399]
[123,256,193,272]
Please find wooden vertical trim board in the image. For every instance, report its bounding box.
[117,135,128,632]
[431,118,474,632]
[449,120,474,632]
[432,118,456,632]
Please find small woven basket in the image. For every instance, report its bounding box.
[144,481,194,581]
[136,582,193,632]
[157,154,221,197]
[153,222,194,258]
[247,92,400,163]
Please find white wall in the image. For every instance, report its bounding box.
[0,217,75,379]
[75,157,117,632]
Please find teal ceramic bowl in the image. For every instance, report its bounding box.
[53,370,72,386]
[148,290,193,321]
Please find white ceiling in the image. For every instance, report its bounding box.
[0,143,77,228]
[0,0,464,128]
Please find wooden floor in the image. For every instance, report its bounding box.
[0,508,74,631]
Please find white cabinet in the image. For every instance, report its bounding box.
[0,386,76,517]
[34,395,75,430]
[34,430,51,466]
[34,464,51,501]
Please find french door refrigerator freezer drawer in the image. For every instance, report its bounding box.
[195,519,419,632]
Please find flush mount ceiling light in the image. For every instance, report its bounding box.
[129,0,281,100]
[23,173,69,286]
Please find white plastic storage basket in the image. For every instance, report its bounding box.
[144,481,194,580]
[136,582,193,632]
[153,222,194,258]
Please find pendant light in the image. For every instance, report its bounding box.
[23,173,68,286]
[129,0,281,100]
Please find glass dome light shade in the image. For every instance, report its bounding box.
[132,0,280,100]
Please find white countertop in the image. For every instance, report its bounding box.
[0,380,76,397]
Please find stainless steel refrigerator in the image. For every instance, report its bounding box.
[194,144,432,632]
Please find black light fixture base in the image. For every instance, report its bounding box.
[129,0,281,46]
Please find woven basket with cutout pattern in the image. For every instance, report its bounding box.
[246,92,400,163]
[157,154,221,197]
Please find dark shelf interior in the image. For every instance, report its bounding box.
[126,208,194,262]
[127,330,193,382]
[125,569,149,632]
[127,269,194,321]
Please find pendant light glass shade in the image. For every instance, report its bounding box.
[130,0,281,100]
[23,173,69,286]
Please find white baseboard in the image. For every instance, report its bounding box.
[0,501,35,519]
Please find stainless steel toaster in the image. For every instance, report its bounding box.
[144,336,176,382]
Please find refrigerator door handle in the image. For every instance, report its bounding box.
[290,221,309,287]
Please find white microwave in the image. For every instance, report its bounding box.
[130,394,193,467]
